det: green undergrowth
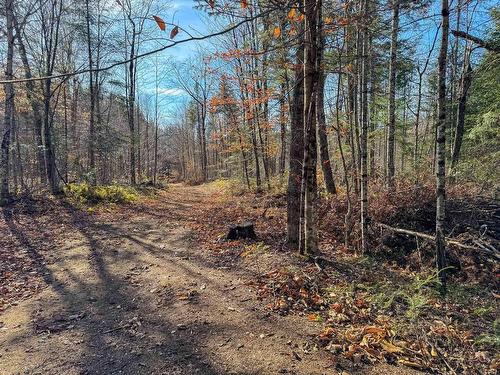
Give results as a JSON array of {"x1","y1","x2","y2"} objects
[
  {"x1": 208, "y1": 176, "x2": 287, "y2": 197},
  {"x1": 325, "y1": 264, "x2": 498, "y2": 346},
  {"x1": 475, "y1": 319, "x2": 500, "y2": 349},
  {"x1": 358, "y1": 272, "x2": 442, "y2": 320},
  {"x1": 208, "y1": 178, "x2": 247, "y2": 196},
  {"x1": 64, "y1": 183, "x2": 138, "y2": 206}
]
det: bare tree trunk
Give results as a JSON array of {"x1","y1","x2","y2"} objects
[
  {"x1": 85, "y1": 0, "x2": 96, "y2": 185},
  {"x1": 95, "y1": 35, "x2": 103, "y2": 182},
  {"x1": 360, "y1": 0, "x2": 370, "y2": 254},
  {"x1": 317, "y1": 11, "x2": 336, "y2": 195},
  {"x1": 1, "y1": 0, "x2": 15, "y2": 205},
  {"x1": 153, "y1": 59, "x2": 159, "y2": 185},
  {"x1": 299, "y1": 0, "x2": 320, "y2": 256},
  {"x1": 14, "y1": 111, "x2": 25, "y2": 192},
  {"x1": 71, "y1": 77, "x2": 80, "y2": 176},
  {"x1": 43, "y1": 79, "x2": 59, "y2": 193},
  {"x1": 40, "y1": 0, "x2": 64, "y2": 194},
  {"x1": 368, "y1": 34, "x2": 376, "y2": 176},
  {"x1": 254, "y1": 106, "x2": 271, "y2": 190},
  {"x1": 249, "y1": 116, "x2": 262, "y2": 190},
  {"x1": 63, "y1": 84, "x2": 69, "y2": 182},
  {"x1": 11, "y1": 109, "x2": 18, "y2": 193},
  {"x1": 260, "y1": 40, "x2": 272, "y2": 188},
  {"x1": 414, "y1": 27, "x2": 439, "y2": 174},
  {"x1": 401, "y1": 84, "x2": 407, "y2": 173},
  {"x1": 386, "y1": 0, "x2": 399, "y2": 188},
  {"x1": 250, "y1": 11, "x2": 271, "y2": 190},
  {"x1": 13, "y1": 15, "x2": 46, "y2": 183},
  {"x1": 200, "y1": 104, "x2": 208, "y2": 181},
  {"x1": 335, "y1": 69, "x2": 352, "y2": 249},
  {"x1": 450, "y1": 45, "x2": 473, "y2": 172},
  {"x1": 345, "y1": 14, "x2": 359, "y2": 195},
  {"x1": 279, "y1": 82, "x2": 287, "y2": 176},
  {"x1": 347, "y1": 76, "x2": 359, "y2": 196},
  {"x1": 145, "y1": 108, "x2": 150, "y2": 179},
  {"x1": 235, "y1": 124, "x2": 251, "y2": 189},
  {"x1": 414, "y1": 73, "x2": 423, "y2": 172},
  {"x1": 137, "y1": 98, "x2": 142, "y2": 180},
  {"x1": 103, "y1": 93, "x2": 112, "y2": 184},
  {"x1": 287, "y1": 24, "x2": 305, "y2": 246},
  {"x1": 448, "y1": 1, "x2": 462, "y2": 160},
  {"x1": 436, "y1": 0, "x2": 450, "y2": 288},
  {"x1": 125, "y1": 9, "x2": 137, "y2": 185}
]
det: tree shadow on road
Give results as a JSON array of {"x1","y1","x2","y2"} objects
[{"x1": 2, "y1": 204, "x2": 226, "y2": 375}]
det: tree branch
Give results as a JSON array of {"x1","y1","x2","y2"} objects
[
  {"x1": 451, "y1": 30, "x2": 500, "y2": 52},
  {"x1": 0, "y1": 6, "x2": 282, "y2": 85}
]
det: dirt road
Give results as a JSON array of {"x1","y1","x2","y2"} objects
[{"x1": 0, "y1": 185, "x2": 414, "y2": 375}]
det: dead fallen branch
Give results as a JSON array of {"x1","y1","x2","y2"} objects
[{"x1": 376, "y1": 223, "x2": 500, "y2": 261}]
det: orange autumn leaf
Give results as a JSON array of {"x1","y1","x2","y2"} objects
[
  {"x1": 318, "y1": 326, "x2": 335, "y2": 340},
  {"x1": 152, "y1": 15, "x2": 166, "y2": 31},
  {"x1": 240, "y1": 0, "x2": 248, "y2": 8},
  {"x1": 363, "y1": 326, "x2": 386, "y2": 336},
  {"x1": 287, "y1": 8, "x2": 297, "y2": 20},
  {"x1": 170, "y1": 26, "x2": 179, "y2": 39},
  {"x1": 354, "y1": 297, "x2": 367, "y2": 308},
  {"x1": 311, "y1": 294, "x2": 323, "y2": 305},
  {"x1": 307, "y1": 313, "x2": 322, "y2": 322},
  {"x1": 338, "y1": 17, "x2": 349, "y2": 26},
  {"x1": 324, "y1": 16, "x2": 333, "y2": 25},
  {"x1": 331, "y1": 302, "x2": 343, "y2": 313},
  {"x1": 296, "y1": 14, "x2": 305, "y2": 22},
  {"x1": 273, "y1": 26, "x2": 281, "y2": 39}
]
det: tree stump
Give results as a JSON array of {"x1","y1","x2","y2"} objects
[{"x1": 226, "y1": 222, "x2": 257, "y2": 240}]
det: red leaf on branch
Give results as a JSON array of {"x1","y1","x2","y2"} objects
[
  {"x1": 152, "y1": 16, "x2": 166, "y2": 31},
  {"x1": 170, "y1": 26, "x2": 179, "y2": 39}
]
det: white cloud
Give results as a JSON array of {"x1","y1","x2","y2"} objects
[
  {"x1": 171, "y1": 0, "x2": 192, "y2": 11},
  {"x1": 156, "y1": 88, "x2": 186, "y2": 96}
]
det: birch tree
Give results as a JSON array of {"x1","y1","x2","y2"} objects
[{"x1": 435, "y1": 0, "x2": 450, "y2": 286}]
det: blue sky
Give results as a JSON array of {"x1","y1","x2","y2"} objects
[
  {"x1": 135, "y1": 0, "x2": 210, "y2": 122},
  {"x1": 135, "y1": 0, "x2": 498, "y2": 125}
]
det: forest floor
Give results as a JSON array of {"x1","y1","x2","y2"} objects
[{"x1": 0, "y1": 183, "x2": 498, "y2": 374}]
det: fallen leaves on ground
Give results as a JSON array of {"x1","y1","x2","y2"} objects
[{"x1": 2, "y1": 184, "x2": 498, "y2": 374}]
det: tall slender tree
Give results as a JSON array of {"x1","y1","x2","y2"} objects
[
  {"x1": 41, "y1": 0, "x2": 64, "y2": 194},
  {"x1": 386, "y1": 0, "x2": 400, "y2": 188},
  {"x1": 435, "y1": 0, "x2": 450, "y2": 287},
  {"x1": 287, "y1": 20, "x2": 305, "y2": 247},
  {"x1": 299, "y1": 0, "x2": 321, "y2": 255},
  {"x1": 360, "y1": 0, "x2": 371, "y2": 254},
  {"x1": 85, "y1": 0, "x2": 97, "y2": 184},
  {"x1": 450, "y1": 44, "x2": 473, "y2": 172},
  {"x1": 317, "y1": 4, "x2": 336, "y2": 195},
  {"x1": 1, "y1": 0, "x2": 15, "y2": 205}
]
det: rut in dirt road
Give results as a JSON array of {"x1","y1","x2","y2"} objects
[
  {"x1": 0, "y1": 185, "x2": 340, "y2": 375},
  {"x1": 0, "y1": 185, "x2": 419, "y2": 375}
]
